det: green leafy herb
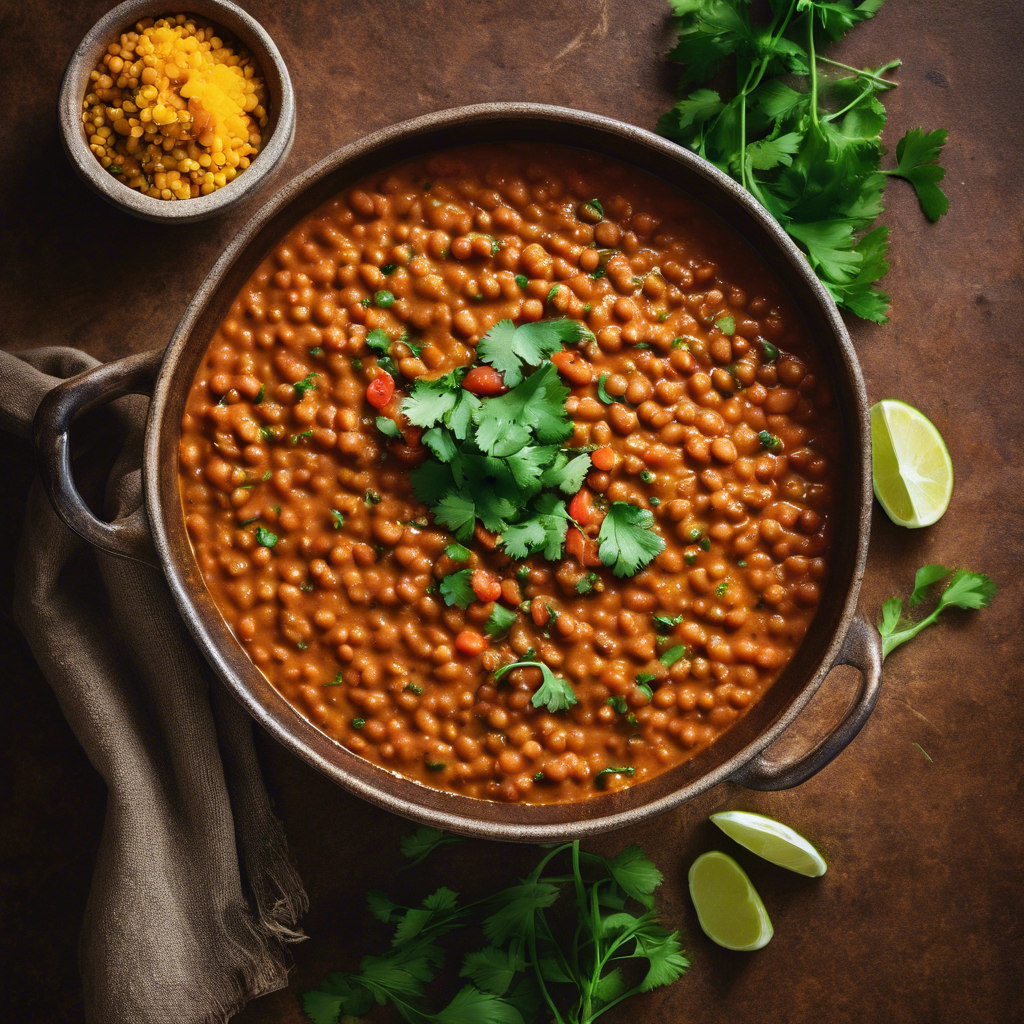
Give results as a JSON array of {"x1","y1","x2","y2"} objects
[
  {"x1": 699, "y1": 537, "x2": 711, "y2": 552},
  {"x1": 658, "y1": 0, "x2": 949, "y2": 323},
  {"x1": 597, "y1": 374, "x2": 626, "y2": 405},
  {"x1": 399, "y1": 825, "x2": 465, "y2": 868},
  {"x1": 607, "y1": 695, "x2": 630, "y2": 715},
  {"x1": 715, "y1": 315, "x2": 736, "y2": 335},
  {"x1": 300, "y1": 582, "x2": 314, "y2": 593},
  {"x1": 514, "y1": 273, "x2": 528, "y2": 289},
  {"x1": 329, "y1": 509, "x2": 345, "y2": 530},
  {"x1": 652, "y1": 613, "x2": 684, "y2": 632},
  {"x1": 485, "y1": 604, "x2": 518, "y2": 637},
  {"x1": 108, "y1": 164, "x2": 123, "y2": 174},
  {"x1": 635, "y1": 679, "x2": 654, "y2": 702},
  {"x1": 292, "y1": 371, "x2": 321, "y2": 398},
  {"x1": 290, "y1": 430, "x2": 313, "y2": 445},
  {"x1": 684, "y1": 551, "x2": 698, "y2": 565},
  {"x1": 476, "y1": 317, "x2": 593, "y2": 388},
  {"x1": 374, "y1": 289, "x2": 395, "y2": 308},
  {"x1": 309, "y1": 346, "x2": 323, "y2": 356},
  {"x1": 595, "y1": 766, "x2": 636, "y2": 788},
  {"x1": 376, "y1": 415, "x2": 402, "y2": 439},
  {"x1": 597, "y1": 502, "x2": 666, "y2": 577},
  {"x1": 715, "y1": 581, "x2": 729, "y2": 598},
  {"x1": 404, "y1": 682, "x2": 423, "y2": 695},
  {"x1": 381, "y1": 262, "x2": 398, "y2": 275},
  {"x1": 759, "y1": 339, "x2": 780, "y2": 362},
  {"x1": 255, "y1": 526, "x2": 278, "y2": 548},
  {"x1": 660, "y1": 645, "x2": 689, "y2": 668},
  {"x1": 878, "y1": 565, "x2": 997, "y2": 659},
  {"x1": 254, "y1": 384, "x2": 265, "y2": 403},
  {"x1": 575, "y1": 571, "x2": 600, "y2": 595},
  {"x1": 351, "y1": 357, "x2": 363, "y2": 371},
  {"x1": 303, "y1": 832, "x2": 687, "y2": 1024},
  {"x1": 493, "y1": 658, "x2": 577, "y2": 713},
  {"x1": 546, "y1": 284, "x2": 561, "y2": 303},
  {"x1": 444, "y1": 543, "x2": 472, "y2": 562},
  {"x1": 366, "y1": 328, "x2": 391, "y2": 354},
  {"x1": 365, "y1": 489, "x2": 382, "y2": 505},
  {"x1": 325, "y1": 672, "x2": 343, "y2": 686},
  {"x1": 239, "y1": 515, "x2": 260, "y2": 527},
  {"x1": 758, "y1": 430, "x2": 783, "y2": 453},
  {"x1": 439, "y1": 569, "x2": 475, "y2": 609}
]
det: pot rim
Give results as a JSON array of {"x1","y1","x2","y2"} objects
[{"x1": 145, "y1": 102, "x2": 872, "y2": 840}]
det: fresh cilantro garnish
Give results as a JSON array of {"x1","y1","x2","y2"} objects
[
  {"x1": 254, "y1": 526, "x2": 277, "y2": 548},
  {"x1": 597, "y1": 374, "x2": 626, "y2": 405},
  {"x1": 254, "y1": 384, "x2": 265, "y2": 403},
  {"x1": 595, "y1": 766, "x2": 635, "y2": 788},
  {"x1": 365, "y1": 490, "x2": 382, "y2": 505},
  {"x1": 310, "y1": 346, "x2": 323, "y2": 356},
  {"x1": 652, "y1": 613, "x2": 684, "y2": 632},
  {"x1": 376, "y1": 415, "x2": 402, "y2": 439},
  {"x1": 300, "y1": 582, "x2": 314, "y2": 593},
  {"x1": 292, "y1": 371, "x2": 321, "y2": 398},
  {"x1": 657, "y1": 0, "x2": 949, "y2": 323},
  {"x1": 635, "y1": 679, "x2": 654, "y2": 702},
  {"x1": 444, "y1": 543, "x2": 471, "y2": 562},
  {"x1": 476, "y1": 317, "x2": 593, "y2": 388},
  {"x1": 879, "y1": 565, "x2": 997, "y2": 659},
  {"x1": 329, "y1": 509, "x2": 344, "y2": 530},
  {"x1": 239, "y1": 515, "x2": 260, "y2": 527},
  {"x1": 575, "y1": 571, "x2": 600, "y2": 595},
  {"x1": 607, "y1": 695, "x2": 629, "y2": 714},
  {"x1": 715, "y1": 581, "x2": 729, "y2": 598},
  {"x1": 425, "y1": 760, "x2": 446, "y2": 771},
  {"x1": 714, "y1": 315, "x2": 736, "y2": 335},
  {"x1": 366, "y1": 328, "x2": 391, "y2": 354},
  {"x1": 404, "y1": 682, "x2": 423, "y2": 695},
  {"x1": 303, "y1": 832, "x2": 687, "y2": 1024},
  {"x1": 758, "y1": 430, "x2": 783, "y2": 453},
  {"x1": 660, "y1": 645, "x2": 689, "y2": 668},
  {"x1": 381, "y1": 262, "x2": 398, "y2": 275},
  {"x1": 484, "y1": 604, "x2": 518, "y2": 637},
  {"x1": 493, "y1": 658, "x2": 577, "y2": 712},
  {"x1": 325, "y1": 672, "x2": 343, "y2": 686},
  {"x1": 290, "y1": 430, "x2": 313, "y2": 445},
  {"x1": 546, "y1": 284, "x2": 561, "y2": 303},
  {"x1": 439, "y1": 569, "x2": 475, "y2": 609},
  {"x1": 502, "y1": 492, "x2": 570, "y2": 560},
  {"x1": 760, "y1": 339, "x2": 780, "y2": 362},
  {"x1": 514, "y1": 273, "x2": 528, "y2": 289},
  {"x1": 597, "y1": 502, "x2": 665, "y2": 577},
  {"x1": 883, "y1": 128, "x2": 950, "y2": 221},
  {"x1": 699, "y1": 537, "x2": 711, "y2": 552}
]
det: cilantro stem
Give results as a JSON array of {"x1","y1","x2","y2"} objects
[
  {"x1": 807, "y1": 9, "x2": 819, "y2": 127},
  {"x1": 823, "y1": 61, "x2": 902, "y2": 123},
  {"x1": 818, "y1": 55, "x2": 901, "y2": 90}
]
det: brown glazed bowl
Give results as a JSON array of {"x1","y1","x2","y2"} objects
[
  {"x1": 34, "y1": 103, "x2": 882, "y2": 841},
  {"x1": 58, "y1": 0, "x2": 295, "y2": 223}
]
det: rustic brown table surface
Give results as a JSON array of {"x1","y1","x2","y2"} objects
[{"x1": 3, "y1": 2, "x2": 1022, "y2": 1022}]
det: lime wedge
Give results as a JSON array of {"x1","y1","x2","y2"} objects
[
  {"x1": 688, "y1": 851, "x2": 773, "y2": 951},
  {"x1": 710, "y1": 810, "x2": 827, "y2": 877},
  {"x1": 870, "y1": 399, "x2": 953, "y2": 528}
]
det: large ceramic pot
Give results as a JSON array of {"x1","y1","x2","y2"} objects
[{"x1": 33, "y1": 104, "x2": 882, "y2": 841}]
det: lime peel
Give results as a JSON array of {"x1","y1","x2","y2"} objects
[
  {"x1": 688, "y1": 851, "x2": 773, "y2": 951},
  {"x1": 710, "y1": 810, "x2": 827, "y2": 877}
]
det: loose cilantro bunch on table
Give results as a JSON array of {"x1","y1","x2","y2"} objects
[
  {"x1": 658, "y1": 0, "x2": 950, "y2": 322},
  {"x1": 878, "y1": 564, "x2": 997, "y2": 659},
  {"x1": 302, "y1": 828, "x2": 689, "y2": 1024},
  {"x1": 403, "y1": 318, "x2": 664, "y2": 576}
]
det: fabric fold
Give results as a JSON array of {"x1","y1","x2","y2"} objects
[{"x1": 2, "y1": 347, "x2": 307, "y2": 1024}]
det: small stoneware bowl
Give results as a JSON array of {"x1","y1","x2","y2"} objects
[{"x1": 58, "y1": 0, "x2": 295, "y2": 223}]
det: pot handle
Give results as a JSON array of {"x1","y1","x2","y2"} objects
[
  {"x1": 32, "y1": 349, "x2": 163, "y2": 566},
  {"x1": 730, "y1": 614, "x2": 883, "y2": 791}
]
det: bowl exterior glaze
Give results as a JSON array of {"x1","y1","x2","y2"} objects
[
  {"x1": 142, "y1": 104, "x2": 874, "y2": 840},
  {"x1": 58, "y1": 0, "x2": 295, "y2": 223}
]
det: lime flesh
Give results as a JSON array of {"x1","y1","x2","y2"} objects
[
  {"x1": 710, "y1": 811, "x2": 827, "y2": 877},
  {"x1": 870, "y1": 399, "x2": 953, "y2": 528},
  {"x1": 688, "y1": 851, "x2": 773, "y2": 951}
]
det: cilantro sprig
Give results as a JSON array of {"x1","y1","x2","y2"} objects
[
  {"x1": 658, "y1": 0, "x2": 949, "y2": 323},
  {"x1": 597, "y1": 502, "x2": 666, "y2": 577},
  {"x1": 493, "y1": 657, "x2": 577, "y2": 713},
  {"x1": 302, "y1": 832, "x2": 688, "y2": 1024},
  {"x1": 879, "y1": 565, "x2": 997, "y2": 659}
]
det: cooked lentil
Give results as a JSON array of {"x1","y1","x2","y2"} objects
[
  {"x1": 82, "y1": 13, "x2": 267, "y2": 200},
  {"x1": 178, "y1": 144, "x2": 840, "y2": 804}
]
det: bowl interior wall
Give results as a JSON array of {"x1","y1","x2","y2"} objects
[{"x1": 153, "y1": 111, "x2": 868, "y2": 838}]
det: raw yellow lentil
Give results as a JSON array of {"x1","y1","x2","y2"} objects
[{"x1": 81, "y1": 14, "x2": 268, "y2": 200}]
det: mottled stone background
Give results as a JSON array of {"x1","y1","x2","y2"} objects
[{"x1": 2, "y1": 2, "x2": 1021, "y2": 1022}]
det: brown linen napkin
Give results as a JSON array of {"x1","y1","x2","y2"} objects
[{"x1": 1, "y1": 347, "x2": 308, "y2": 1024}]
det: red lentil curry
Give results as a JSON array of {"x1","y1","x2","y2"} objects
[{"x1": 178, "y1": 144, "x2": 839, "y2": 804}]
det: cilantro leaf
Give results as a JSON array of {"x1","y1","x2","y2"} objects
[
  {"x1": 402, "y1": 371, "x2": 462, "y2": 429},
  {"x1": 493, "y1": 658, "x2": 578, "y2": 713},
  {"x1": 607, "y1": 845, "x2": 663, "y2": 910},
  {"x1": 597, "y1": 502, "x2": 666, "y2": 577},
  {"x1": 439, "y1": 568, "x2": 475, "y2": 608},
  {"x1": 884, "y1": 128, "x2": 950, "y2": 221},
  {"x1": 292, "y1": 371, "x2": 321, "y2": 397},
  {"x1": 445, "y1": 543, "x2": 471, "y2": 562},
  {"x1": 376, "y1": 415, "x2": 402, "y2": 439},
  {"x1": 477, "y1": 318, "x2": 592, "y2": 387},
  {"x1": 434, "y1": 492, "x2": 479, "y2": 540},
  {"x1": 538, "y1": 449, "x2": 592, "y2": 494},
  {"x1": 501, "y1": 493, "x2": 569, "y2": 561},
  {"x1": 459, "y1": 946, "x2": 520, "y2": 996},
  {"x1": 597, "y1": 374, "x2": 626, "y2": 405},
  {"x1": 474, "y1": 363, "x2": 573, "y2": 457},
  {"x1": 485, "y1": 604, "x2": 518, "y2": 637},
  {"x1": 878, "y1": 566, "x2": 997, "y2": 658},
  {"x1": 399, "y1": 825, "x2": 464, "y2": 868},
  {"x1": 433, "y1": 985, "x2": 525, "y2": 1024},
  {"x1": 366, "y1": 328, "x2": 391, "y2": 354}
]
